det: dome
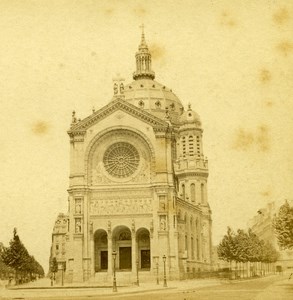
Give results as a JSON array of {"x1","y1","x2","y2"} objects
[
  {"x1": 113, "y1": 28, "x2": 183, "y2": 122},
  {"x1": 123, "y1": 78, "x2": 183, "y2": 120},
  {"x1": 179, "y1": 104, "x2": 201, "y2": 126}
]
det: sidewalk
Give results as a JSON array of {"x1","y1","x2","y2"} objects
[
  {"x1": 0, "y1": 277, "x2": 222, "y2": 299},
  {"x1": 254, "y1": 277, "x2": 293, "y2": 300}
]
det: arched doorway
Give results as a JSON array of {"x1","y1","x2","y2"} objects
[
  {"x1": 112, "y1": 226, "x2": 132, "y2": 270},
  {"x1": 94, "y1": 229, "x2": 108, "y2": 272},
  {"x1": 137, "y1": 228, "x2": 151, "y2": 270}
]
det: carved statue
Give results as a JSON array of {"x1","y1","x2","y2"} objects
[
  {"x1": 75, "y1": 202, "x2": 81, "y2": 214},
  {"x1": 75, "y1": 219, "x2": 81, "y2": 233},
  {"x1": 131, "y1": 219, "x2": 135, "y2": 233},
  {"x1": 89, "y1": 221, "x2": 93, "y2": 234},
  {"x1": 120, "y1": 83, "x2": 124, "y2": 94},
  {"x1": 113, "y1": 83, "x2": 118, "y2": 94},
  {"x1": 150, "y1": 219, "x2": 154, "y2": 238},
  {"x1": 107, "y1": 220, "x2": 111, "y2": 233},
  {"x1": 160, "y1": 217, "x2": 166, "y2": 231}
]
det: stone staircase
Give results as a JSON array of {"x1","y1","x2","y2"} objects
[{"x1": 90, "y1": 270, "x2": 153, "y2": 285}]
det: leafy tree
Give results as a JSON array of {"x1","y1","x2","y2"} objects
[
  {"x1": 217, "y1": 227, "x2": 238, "y2": 268},
  {"x1": 50, "y1": 257, "x2": 58, "y2": 280},
  {"x1": 273, "y1": 201, "x2": 293, "y2": 250},
  {"x1": 218, "y1": 227, "x2": 279, "y2": 278},
  {"x1": 0, "y1": 243, "x2": 13, "y2": 279},
  {"x1": 234, "y1": 229, "x2": 249, "y2": 263},
  {"x1": 261, "y1": 241, "x2": 279, "y2": 263},
  {"x1": 1, "y1": 228, "x2": 44, "y2": 283},
  {"x1": 2, "y1": 228, "x2": 29, "y2": 280}
]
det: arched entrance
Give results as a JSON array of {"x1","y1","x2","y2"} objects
[
  {"x1": 112, "y1": 226, "x2": 132, "y2": 270},
  {"x1": 137, "y1": 228, "x2": 151, "y2": 270},
  {"x1": 94, "y1": 229, "x2": 108, "y2": 272}
]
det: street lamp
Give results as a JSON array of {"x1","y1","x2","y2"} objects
[
  {"x1": 136, "y1": 258, "x2": 139, "y2": 286},
  {"x1": 163, "y1": 255, "x2": 167, "y2": 287},
  {"x1": 112, "y1": 251, "x2": 117, "y2": 292}
]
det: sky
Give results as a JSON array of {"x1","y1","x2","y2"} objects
[{"x1": 0, "y1": 0, "x2": 292, "y2": 272}]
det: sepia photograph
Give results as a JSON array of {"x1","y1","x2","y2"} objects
[{"x1": 0, "y1": 0, "x2": 292, "y2": 299}]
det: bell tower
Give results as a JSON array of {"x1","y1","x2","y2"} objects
[{"x1": 176, "y1": 104, "x2": 208, "y2": 205}]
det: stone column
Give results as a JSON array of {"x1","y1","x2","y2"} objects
[
  {"x1": 131, "y1": 234, "x2": 137, "y2": 278},
  {"x1": 90, "y1": 232, "x2": 95, "y2": 276}
]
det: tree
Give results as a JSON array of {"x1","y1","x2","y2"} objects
[
  {"x1": 0, "y1": 243, "x2": 13, "y2": 279},
  {"x1": 50, "y1": 257, "x2": 58, "y2": 281},
  {"x1": 1, "y1": 228, "x2": 30, "y2": 282},
  {"x1": 1, "y1": 228, "x2": 44, "y2": 284},
  {"x1": 217, "y1": 227, "x2": 238, "y2": 269},
  {"x1": 273, "y1": 201, "x2": 293, "y2": 250}
]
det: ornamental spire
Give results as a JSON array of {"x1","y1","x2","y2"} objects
[
  {"x1": 139, "y1": 24, "x2": 147, "y2": 49},
  {"x1": 133, "y1": 24, "x2": 155, "y2": 80}
]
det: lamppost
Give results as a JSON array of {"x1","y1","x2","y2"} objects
[
  {"x1": 136, "y1": 258, "x2": 139, "y2": 286},
  {"x1": 163, "y1": 255, "x2": 167, "y2": 287},
  {"x1": 112, "y1": 251, "x2": 117, "y2": 292}
]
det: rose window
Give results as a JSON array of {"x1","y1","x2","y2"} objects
[{"x1": 103, "y1": 142, "x2": 140, "y2": 178}]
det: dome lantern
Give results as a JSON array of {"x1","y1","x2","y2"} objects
[{"x1": 133, "y1": 25, "x2": 155, "y2": 80}]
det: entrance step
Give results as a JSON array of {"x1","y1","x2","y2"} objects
[{"x1": 91, "y1": 270, "x2": 153, "y2": 285}]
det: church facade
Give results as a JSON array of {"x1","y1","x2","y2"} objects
[{"x1": 51, "y1": 30, "x2": 212, "y2": 284}]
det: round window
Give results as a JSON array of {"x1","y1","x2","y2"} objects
[{"x1": 103, "y1": 142, "x2": 140, "y2": 178}]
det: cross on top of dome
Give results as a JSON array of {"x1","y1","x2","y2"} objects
[{"x1": 139, "y1": 24, "x2": 147, "y2": 50}]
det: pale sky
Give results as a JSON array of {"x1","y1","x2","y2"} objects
[{"x1": 0, "y1": 0, "x2": 292, "y2": 272}]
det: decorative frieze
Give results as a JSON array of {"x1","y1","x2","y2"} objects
[
  {"x1": 91, "y1": 189, "x2": 152, "y2": 200},
  {"x1": 90, "y1": 198, "x2": 152, "y2": 215}
]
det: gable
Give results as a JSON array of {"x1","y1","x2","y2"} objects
[{"x1": 69, "y1": 98, "x2": 168, "y2": 133}]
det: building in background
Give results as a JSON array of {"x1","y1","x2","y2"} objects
[
  {"x1": 50, "y1": 30, "x2": 213, "y2": 283},
  {"x1": 248, "y1": 201, "x2": 293, "y2": 272},
  {"x1": 49, "y1": 213, "x2": 68, "y2": 282}
]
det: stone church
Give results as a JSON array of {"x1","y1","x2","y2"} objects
[{"x1": 50, "y1": 30, "x2": 212, "y2": 284}]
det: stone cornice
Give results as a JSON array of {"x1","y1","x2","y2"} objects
[
  {"x1": 67, "y1": 130, "x2": 86, "y2": 143},
  {"x1": 68, "y1": 98, "x2": 169, "y2": 134},
  {"x1": 175, "y1": 171, "x2": 209, "y2": 178},
  {"x1": 176, "y1": 197, "x2": 202, "y2": 213}
]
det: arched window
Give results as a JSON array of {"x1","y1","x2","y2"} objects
[
  {"x1": 182, "y1": 136, "x2": 186, "y2": 157},
  {"x1": 185, "y1": 235, "x2": 188, "y2": 251},
  {"x1": 155, "y1": 100, "x2": 161, "y2": 108},
  {"x1": 188, "y1": 135, "x2": 194, "y2": 156},
  {"x1": 182, "y1": 184, "x2": 185, "y2": 200},
  {"x1": 177, "y1": 209, "x2": 181, "y2": 221},
  {"x1": 201, "y1": 183, "x2": 204, "y2": 204},
  {"x1": 196, "y1": 237, "x2": 200, "y2": 260},
  {"x1": 190, "y1": 183, "x2": 196, "y2": 202},
  {"x1": 191, "y1": 237, "x2": 194, "y2": 259},
  {"x1": 196, "y1": 136, "x2": 201, "y2": 156}
]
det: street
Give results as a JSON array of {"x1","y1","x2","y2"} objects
[{"x1": 1, "y1": 275, "x2": 292, "y2": 300}]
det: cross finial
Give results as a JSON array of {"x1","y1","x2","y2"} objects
[
  {"x1": 140, "y1": 24, "x2": 144, "y2": 35},
  {"x1": 139, "y1": 24, "x2": 146, "y2": 45}
]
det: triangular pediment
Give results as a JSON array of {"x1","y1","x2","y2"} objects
[{"x1": 69, "y1": 98, "x2": 169, "y2": 132}]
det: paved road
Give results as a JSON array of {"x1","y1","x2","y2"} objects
[{"x1": 1, "y1": 275, "x2": 292, "y2": 300}]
